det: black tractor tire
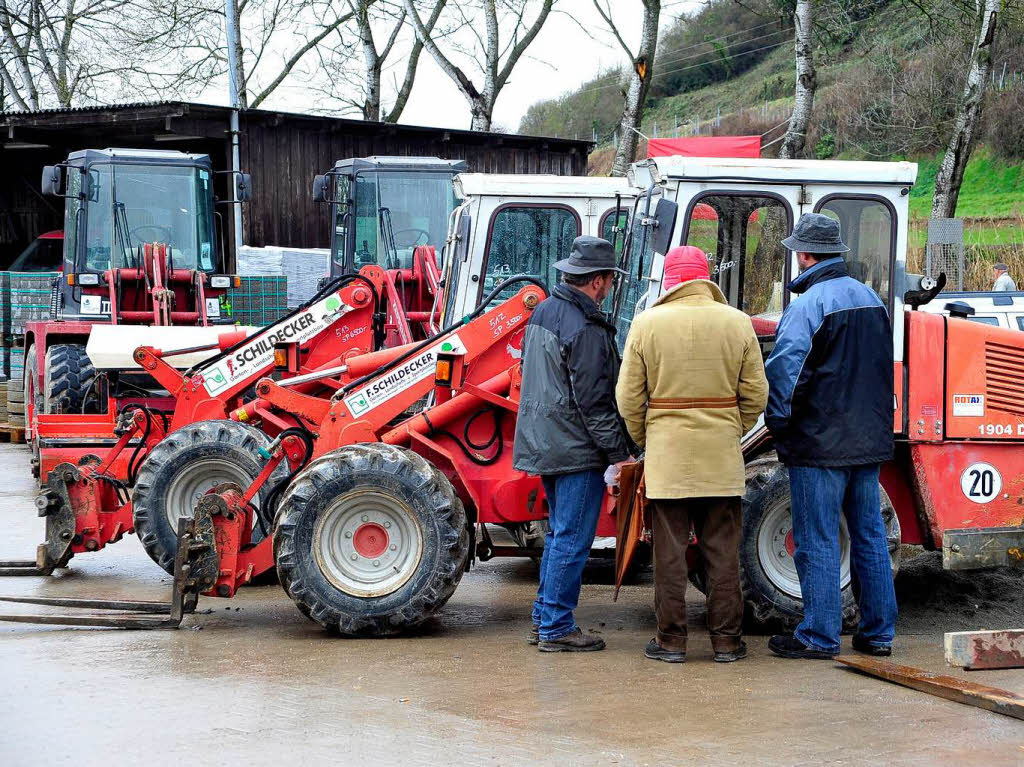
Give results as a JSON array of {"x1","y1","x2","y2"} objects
[
  {"x1": 132, "y1": 420, "x2": 289, "y2": 574},
  {"x1": 274, "y1": 444, "x2": 469, "y2": 636},
  {"x1": 692, "y1": 456, "x2": 900, "y2": 633},
  {"x1": 44, "y1": 344, "x2": 97, "y2": 415}
]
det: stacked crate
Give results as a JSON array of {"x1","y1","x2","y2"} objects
[
  {"x1": 0, "y1": 272, "x2": 57, "y2": 428},
  {"x1": 222, "y1": 276, "x2": 289, "y2": 327}
]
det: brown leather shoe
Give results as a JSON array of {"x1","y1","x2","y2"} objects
[{"x1": 538, "y1": 627, "x2": 606, "y2": 652}]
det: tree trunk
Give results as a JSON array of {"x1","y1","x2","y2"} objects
[
  {"x1": 469, "y1": 99, "x2": 492, "y2": 132},
  {"x1": 354, "y1": 1, "x2": 381, "y2": 121},
  {"x1": 610, "y1": 0, "x2": 660, "y2": 177},
  {"x1": 778, "y1": 0, "x2": 815, "y2": 160},
  {"x1": 931, "y1": 0, "x2": 1000, "y2": 219}
]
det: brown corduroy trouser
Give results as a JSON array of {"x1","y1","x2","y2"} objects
[{"x1": 652, "y1": 497, "x2": 743, "y2": 653}]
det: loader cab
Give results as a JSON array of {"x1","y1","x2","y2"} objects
[
  {"x1": 313, "y1": 157, "x2": 465, "y2": 277},
  {"x1": 41, "y1": 148, "x2": 242, "y2": 321},
  {"x1": 622, "y1": 156, "x2": 917, "y2": 360},
  {"x1": 439, "y1": 174, "x2": 635, "y2": 326}
]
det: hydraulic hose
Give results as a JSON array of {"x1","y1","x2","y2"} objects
[
  {"x1": 184, "y1": 271, "x2": 383, "y2": 377},
  {"x1": 339, "y1": 274, "x2": 548, "y2": 397},
  {"x1": 258, "y1": 425, "x2": 316, "y2": 535}
]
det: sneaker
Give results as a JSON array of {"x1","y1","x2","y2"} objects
[
  {"x1": 644, "y1": 638, "x2": 686, "y2": 663},
  {"x1": 852, "y1": 633, "x2": 892, "y2": 656},
  {"x1": 538, "y1": 627, "x2": 606, "y2": 652},
  {"x1": 768, "y1": 634, "x2": 837, "y2": 660},
  {"x1": 526, "y1": 624, "x2": 539, "y2": 645},
  {"x1": 714, "y1": 641, "x2": 748, "y2": 663}
]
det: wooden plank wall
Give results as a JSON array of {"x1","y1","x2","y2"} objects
[{"x1": 239, "y1": 115, "x2": 587, "y2": 249}]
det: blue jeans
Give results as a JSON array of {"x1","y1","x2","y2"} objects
[
  {"x1": 532, "y1": 469, "x2": 606, "y2": 641},
  {"x1": 788, "y1": 464, "x2": 897, "y2": 654}
]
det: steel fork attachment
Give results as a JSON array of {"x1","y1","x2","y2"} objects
[
  {"x1": 0, "y1": 516, "x2": 219, "y2": 629},
  {"x1": 0, "y1": 463, "x2": 79, "y2": 576}
]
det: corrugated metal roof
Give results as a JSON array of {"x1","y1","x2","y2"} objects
[
  {"x1": 0, "y1": 100, "x2": 593, "y2": 148},
  {"x1": 0, "y1": 99, "x2": 189, "y2": 116}
]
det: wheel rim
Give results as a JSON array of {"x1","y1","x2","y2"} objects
[
  {"x1": 314, "y1": 489, "x2": 423, "y2": 598},
  {"x1": 164, "y1": 457, "x2": 257, "y2": 528},
  {"x1": 756, "y1": 497, "x2": 851, "y2": 600}
]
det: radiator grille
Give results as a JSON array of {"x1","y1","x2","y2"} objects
[{"x1": 985, "y1": 341, "x2": 1024, "y2": 415}]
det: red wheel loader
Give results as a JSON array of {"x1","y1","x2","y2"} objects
[{"x1": 23, "y1": 148, "x2": 252, "y2": 477}]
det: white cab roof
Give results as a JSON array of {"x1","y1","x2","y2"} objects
[
  {"x1": 650, "y1": 156, "x2": 918, "y2": 186},
  {"x1": 455, "y1": 173, "x2": 631, "y2": 199}
]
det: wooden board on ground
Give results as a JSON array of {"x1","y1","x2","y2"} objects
[
  {"x1": 946, "y1": 629, "x2": 1024, "y2": 670},
  {"x1": 836, "y1": 655, "x2": 1024, "y2": 721},
  {"x1": 0, "y1": 423, "x2": 25, "y2": 443}
]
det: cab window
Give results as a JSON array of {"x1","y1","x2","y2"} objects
[
  {"x1": 683, "y1": 194, "x2": 790, "y2": 317},
  {"x1": 331, "y1": 174, "x2": 351, "y2": 267},
  {"x1": 64, "y1": 170, "x2": 82, "y2": 271},
  {"x1": 600, "y1": 208, "x2": 629, "y2": 256},
  {"x1": 482, "y1": 205, "x2": 579, "y2": 304},
  {"x1": 817, "y1": 197, "x2": 894, "y2": 307}
]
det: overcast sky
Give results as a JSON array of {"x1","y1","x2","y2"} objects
[{"x1": 266, "y1": 0, "x2": 700, "y2": 134}]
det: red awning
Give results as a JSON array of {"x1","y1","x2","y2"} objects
[{"x1": 647, "y1": 135, "x2": 761, "y2": 158}]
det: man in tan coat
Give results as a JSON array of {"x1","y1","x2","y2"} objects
[{"x1": 616, "y1": 245, "x2": 768, "y2": 663}]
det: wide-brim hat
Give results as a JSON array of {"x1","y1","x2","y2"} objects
[
  {"x1": 554, "y1": 235, "x2": 628, "y2": 275},
  {"x1": 782, "y1": 212, "x2": 849, "y2": 254}
]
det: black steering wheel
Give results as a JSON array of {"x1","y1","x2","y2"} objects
[
  {"x1": 393, "y1": 228, "x2": 430, "y2": 247},
  {"x1": 130, "y1": 225, "x2": 174, "y2": 244}
]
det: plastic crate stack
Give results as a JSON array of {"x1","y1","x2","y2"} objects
[
  {"x1": 221, "y1": 276, "x2": 289, "y2": 326},
  {"x1": 0, "y1": 272, "x2": 57, "y2": 428}
]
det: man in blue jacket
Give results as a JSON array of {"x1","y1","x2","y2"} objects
[{"x1": 764, "y1": 213, "x2": 898, "y2": 660}]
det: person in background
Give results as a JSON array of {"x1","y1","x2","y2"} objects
[
  {"x1": 616, "y1": 245, "x2": 768, "y2": 664},
  {"x1": 513, "y1": 235, "x2": 633, "y2": 653},
  {"x1": 764, "y1": 213, "x2": 897, "y2": 661},
  {"x1": 992, "y1": 262, "x2": 1017, "y2": 291}
]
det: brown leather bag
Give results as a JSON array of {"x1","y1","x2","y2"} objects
[{"x1": 613, "y1": 461, "x2": 650, "y2": 600}]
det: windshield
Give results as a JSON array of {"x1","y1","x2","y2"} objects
[
  {"x1": 81, "y1": 164, "x2": 215, "y2": 272},
  {"x1": 348, "y1": 170, "x2": 456, "y2": 269}
]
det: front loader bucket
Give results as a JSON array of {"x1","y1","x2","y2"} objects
[
  {"x1": 0, "y1": 467, "x2": 78, "y2": 576},
  {"x1": 0, "y1": 515, "x2": 219, "y2": 629}
]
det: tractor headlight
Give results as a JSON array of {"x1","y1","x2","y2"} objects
[
  {"x1": 76, "y1": 273, "x2": 100, "y2": 286},
  {"x1": 210, "y1": 275, "x2": 237, "y2": 289}
]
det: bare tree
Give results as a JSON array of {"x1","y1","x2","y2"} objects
[
  {"x1": 341, "y1": 0, "x2": 444, "y2": 122},
  {"x1": 778, "y1": 0, "x2": 814, "y2": 159},
  {"x1": 931, "y1": 0, "x2": 1001, "y2": 218},
  {"x1": 402, "y1": 0, "x2": 554, "y2": 131},
  {"x1": 593, "y1": 0, "x2": 660, "y2": 177},
  {"x1": 0, "y1": 0, "x2": 135, "y2": 109}
]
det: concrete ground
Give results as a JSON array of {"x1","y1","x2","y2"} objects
[{"x1": 0, "y1": 444, "x2": 1022, "y2": 766}]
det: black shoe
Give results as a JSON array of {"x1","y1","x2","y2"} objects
[
  {"x1": 852, "y1": 633, "x2": 892, "y2": 656},
  {"x1": 768, "y1": 634, "x2": 837, "y2": 660},
  {"x1": 527, "y1": 624, "x2": 539, "y2": 645},
  {"x1": 644, "y1": 638, "x2": 686, "y2": 663},
  {"x1": 538, "y1": 627, "x2": 606, "y2": 652},
  {"x1": 714, "y1": 641, "x2": 748, "y2": 663}
]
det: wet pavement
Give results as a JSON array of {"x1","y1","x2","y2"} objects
[{"x1": 0, "y1": 444, "x2": 1022, "y2": 766}]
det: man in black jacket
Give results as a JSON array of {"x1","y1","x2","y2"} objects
[{"x1": 513, "y1": 235, "x2": 632, "y2": 653}]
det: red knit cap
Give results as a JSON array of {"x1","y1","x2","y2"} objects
[{"x1": 662, "y1": 245, "x2": 710, "y2": 290}]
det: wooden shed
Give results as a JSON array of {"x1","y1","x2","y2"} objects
[{"x1": 0, "y1": 101, "x2": 592, "y2": 265}]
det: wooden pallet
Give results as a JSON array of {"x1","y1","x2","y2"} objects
[{"x1": 0, "y1": 422, "x2": 25, "y2": 443}]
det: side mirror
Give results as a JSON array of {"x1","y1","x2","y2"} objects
[
  {"x1": 651, "y1": 198, "x2": 678, "y2": 257},
  {"x1": 312, "y1": 174, "x2": 329, "y2": 203},
  {"x1": 235, "y1": 172, "x2": 252, "y2": 202},
  {"x1": 41, "y1": 165, "x2": 63, "y2": 196}
]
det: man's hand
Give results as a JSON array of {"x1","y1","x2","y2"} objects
[{"x1": 604, "y1": 457, "x2": 637, "y2": 488}]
